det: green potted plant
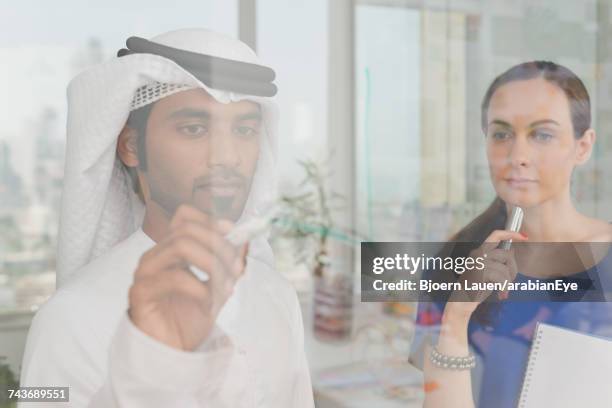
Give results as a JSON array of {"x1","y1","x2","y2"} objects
[
  {"x1": 272, "y1": 157, "x2": 355, "y2": 341},
  {"x1": 273, "y1": 158, "x2": 339, "y2": 276}
]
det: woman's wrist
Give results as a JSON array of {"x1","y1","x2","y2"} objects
[
  {"x1": 435, "y1": 302, "x2": 473, "y2": 355},
  {"x1": 443, "y1": 301, "x2": 475, "y2": 324}
]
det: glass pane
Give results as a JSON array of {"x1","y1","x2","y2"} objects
[
  {"x1": 355, "y1": 5, "x2": 421, "y2": 241},
  {"x1": 257, "y1": 0, "x2": 328, "y2": 187},
  {"x1": 0, "y1": 0, "x2": 238, "y2": 313},
  {"x1": 355, "y1": 0, "x2": 606, "y2": 243},
  {"x1": 256, "y1": 0, "x2": 328, "y2": 294}
]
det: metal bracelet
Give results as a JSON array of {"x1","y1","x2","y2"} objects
[{"x1": 429, "y1": 346, "x2": 476, "y2": 370}]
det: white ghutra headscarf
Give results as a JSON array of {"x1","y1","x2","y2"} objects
[{"x1": 57, "y1": 28, "x2": 279, "y2": 287}]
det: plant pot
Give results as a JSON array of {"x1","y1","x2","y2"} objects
[{"x1": 313, "y1": 273, "x2": 353, "y2": 342}]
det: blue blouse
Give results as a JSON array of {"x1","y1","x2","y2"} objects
[{"x1": 410, "y1": 245, "x2": 612, "y2": 407}]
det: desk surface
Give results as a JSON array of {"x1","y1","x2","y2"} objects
[{"x1": 301, "y1": 297, "x2": 424, "y2": 407}]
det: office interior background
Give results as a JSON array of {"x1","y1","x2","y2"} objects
[{"x1": 1, "y1": 0, "x2": 612, "y2": 405}]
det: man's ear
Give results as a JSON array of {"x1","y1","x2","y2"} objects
[
  {"x1": 117, "y1": 125, "x2": 140, "y2": 168},
  {"x1": 575, "y1": 128, "x2": 596, "y2": 166}
]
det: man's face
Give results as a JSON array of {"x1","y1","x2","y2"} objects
[{"x1": 141, "y1": 88, "x2": 262, "y2": 221}]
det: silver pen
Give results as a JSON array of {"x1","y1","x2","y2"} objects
[{"x1": 498, "y1": 206, "x2": 524, "y2": 250}]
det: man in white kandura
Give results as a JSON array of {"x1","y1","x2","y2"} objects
[{"x1": 19, "y1": 28, "x2": 315, "y2": 407}]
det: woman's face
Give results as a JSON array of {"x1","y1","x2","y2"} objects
[{"x1": 485, "y1": 78, "x2": 588, "y2": 209}]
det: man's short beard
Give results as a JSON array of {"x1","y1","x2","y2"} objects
[{"x1": 147, "y1": 176, "x2": 253, "y2": 221}]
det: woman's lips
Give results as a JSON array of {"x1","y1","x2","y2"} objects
[{"x1": 505, "y1": 178, "x2": 537, "y2": 188}]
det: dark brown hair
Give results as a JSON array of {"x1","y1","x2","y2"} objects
[
  {"x1": 126, "y1": 102, "x2": 155, "y2": 171},
  {"x1": 480, "y1": 61, "x2": 591, "y2": 137},
  {"x1": 451, "y1": 61, "x2": 592, "y2": 325},
  {"x1": 121, "y1": 103, "x2": 155, "y2": 201}
]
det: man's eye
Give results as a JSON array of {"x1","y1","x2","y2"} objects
[
  {"x1": 235, "y1": 126, "x2": 258, "y2": 138},
  {"x1": 178, "y1": 124, "x2": 207, "y2": 137},
  {"x1": 532, "y1": 130, "x2": 554, "y2": 142},
  {"x1": 491, "y1": 130, "x2": 511, "y2": 141}
]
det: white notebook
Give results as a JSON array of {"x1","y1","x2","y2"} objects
[{"x1": 518, "y1": 322, "x2": 612, "y2": 407}]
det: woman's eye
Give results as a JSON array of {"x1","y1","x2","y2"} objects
[
  {"x1": 235, "y1": 126, "x2": 258, "y2": 138},
  {"x1": 178, "y1": 124, "x2": 207, "y2": 137},
  {"x1": 533, "y1": 130, "x2": 553, "y2": 141}
]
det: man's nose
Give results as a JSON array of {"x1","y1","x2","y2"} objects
[{"x1": 208, "y1": 130, "x2": 241, "y2": 168}]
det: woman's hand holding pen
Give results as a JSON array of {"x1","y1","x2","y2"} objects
[
  {"x1": 127, "y1": 205, "x2": 248, "y2": 351},
  {"x1": 446, "y1": 230, "x2": 527, "y2": 319},
  {"x1": 425, "y1": 230, "x2": 525, "y2": 408}
]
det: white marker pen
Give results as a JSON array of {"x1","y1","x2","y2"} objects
[{"x1": 188, "y1": 211, "x2": 275, "y2": 282}]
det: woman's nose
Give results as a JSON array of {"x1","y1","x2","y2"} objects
[{"x1": 508, "y1": 136, "x2": 530, "y2": 167}]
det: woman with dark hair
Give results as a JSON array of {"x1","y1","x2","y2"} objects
[{"x1": 409, "y1": 61, "x2": 612, "y2": 407}]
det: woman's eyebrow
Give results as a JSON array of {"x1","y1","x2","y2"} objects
[{"x1": 529, "y1": 119, "x2": 560, "y2": 128}]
